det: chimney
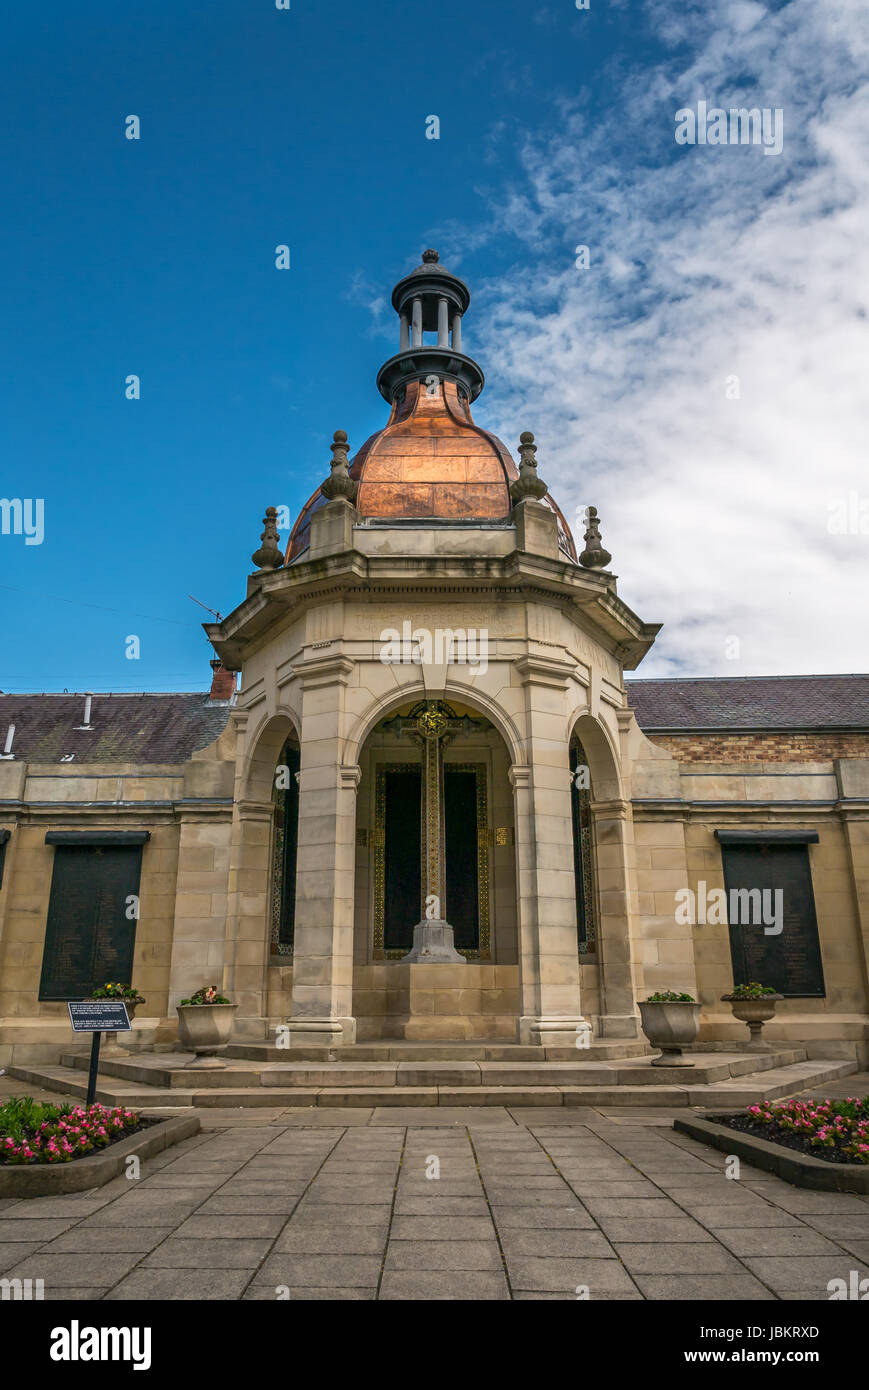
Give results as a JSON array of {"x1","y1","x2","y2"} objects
[{"x1": 208, "y1": 659, "x2": 237, "y2": 702}]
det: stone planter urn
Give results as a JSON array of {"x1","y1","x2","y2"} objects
[
  {"x1": 99, "y1": 998, "x2": 145, "y2": 1059},
  {"x1": 721, "y1": 993, "x2": 783, "y2": 1052},
  {"x1": 638, "y1": 999, "x2": 701, "y2": 1067},
  {"x1": 176, "y1": 1003, "x2": 238, "y2": 1069}
]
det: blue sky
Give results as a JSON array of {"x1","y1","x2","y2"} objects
[{"x1": 1, "y1": 0, "x2": 866, "y2": 691}]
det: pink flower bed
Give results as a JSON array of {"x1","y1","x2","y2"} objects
[
  {"x1": 738, "y1": 1096, "x2": 869, "y2": 1165},
  {"x1": 0, "y1": 1103, "x2": 140, "y2": 1166}
]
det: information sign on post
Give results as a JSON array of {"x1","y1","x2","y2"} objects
[{"x1": 67, "y1": 1000, "x2": 131, "y2": 1105}]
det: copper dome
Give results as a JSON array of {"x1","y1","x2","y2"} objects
[{"x1": 285, "y1": 252, "x2": 578, "y2": 563}]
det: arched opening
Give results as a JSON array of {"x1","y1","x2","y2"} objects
[
  {"x1": 269, "y1": 735, "x2": 300, "y2": 958},
  {"x1": 570, "y1": 735, "x2": 599, "y2": 956},
  {"x1": 351, "y1": 694, "x2": 519, "y2": 1040}
]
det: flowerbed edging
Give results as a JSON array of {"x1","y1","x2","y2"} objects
[
  {"x1": 0, "y1": 1113, "x2": 200, "y2": 1197},
  {"x1": 673, "y1": 1110, "x2": 869, "y2": 1194}
]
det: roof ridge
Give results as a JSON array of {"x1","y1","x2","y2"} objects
[{"x1": 625, "y1": 674, "x2": 869, "y2": 684}]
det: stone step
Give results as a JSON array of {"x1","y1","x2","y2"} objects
[
  {"x1": 6, "y1": 1063, "x2": 197, "y2": 1108},
  {"x1": 7, "y1": 1057, "x2": 857, "y2": 1110},
  {"x1": 224, "y1": 1039, "x2": 653, "y2": 1063},
  {"x1": 56, "y1": 1046, "x2": 809, "y2": 1090}
]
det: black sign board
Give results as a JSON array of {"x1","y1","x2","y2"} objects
[
  {"x1": 68, "y1": 1000, "x2": 131, "y2": 1032},
  {"x1": 721, "y1": 842, "x2": 826, "y2": 998}
]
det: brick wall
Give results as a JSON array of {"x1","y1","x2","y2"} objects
[{"x1": 645, "y1": 731, "x2": 869, "y2": 763}]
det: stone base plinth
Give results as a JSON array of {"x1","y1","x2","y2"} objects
[
  {"x1": 401, "y1": 920, "x2": 465, "y2": 963},
  {"x1": 519, "y1": 1016, "x2": 591, "y2": 1048},
  {"x1": 284, "y1": 1016, "x2": 357, "y2": 1048},
  {"x1": 352, "y1": 963, "x2": 519, "y2": 1040}
]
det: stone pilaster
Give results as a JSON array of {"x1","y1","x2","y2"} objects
[
  {"x1": 167, "y1": 815, "x2": 232, "y2": 1018},
  {"x1": 222, "y1": 797, "x2": 274, "y2": 1033},
  {"x1": 591, "y1": 796, "x2": 644, "y2": 1038},
  {"x1": 838, "y1": 761, "x2": 869, "y2": 1036},
  {"x1": 512, "y1": 655, "x2": 588, "y2": 1046},
  {"x1": 286, "y1": 654, "x2": 358, "y2": 1046}
]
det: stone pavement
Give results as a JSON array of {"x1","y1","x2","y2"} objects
[{"x1": 1, "y1": 1075, "x2": 868, "y2": 1301}]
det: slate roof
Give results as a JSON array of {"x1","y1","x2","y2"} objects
[
  {"x1": 0, "y1": 693, "x2": 233, "y2": 764},
  {"x1": 626, "y1": 675, "x2": 869, "y2": 732}
]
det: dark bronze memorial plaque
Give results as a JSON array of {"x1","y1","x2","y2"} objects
[
  {"x1": 720, "y1": 840, "x2": 825, "y2": 998},
  {"x1": 39, "y1": 843, "x2": 145, "y2": 1001}
]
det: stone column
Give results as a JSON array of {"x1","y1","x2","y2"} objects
[
  {"x1": 411, "y1": 297, "x2": 423, "y2": 348},
  {"x1": 399, "y1": 314, "x2": 410, "y2": 351},
  {"x1": 512, "y1": 656, "x2": 588, "y2": 1046},
  {"x1": 401, "y1": 723, "x2": 463, "y2": 963},
  {"x1": 286, "y1": 655, "x2": 358, "y2": 1046},
  {"x1": 437, "y1": 297, "x2": 449, "y2": 347},
  {"x1": 452, "y1": 312, "x2": 462, "y2": 352}
]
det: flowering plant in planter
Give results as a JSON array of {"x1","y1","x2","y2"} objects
[
  {"x1": 0, "y1": 1097, "x2": 139, "y2": 1166},
  {"x1": 721, "y1": 981, "x2": 779, "y2": 1000},
  {"x1": 176, "y1": 987, "x2": 237, "y2": 1068},
  {"x1": 90, "y1": 982, "x2": 145, "y2": 1004},
  {"x1": 721, "y1": 981, "x2": 783, "y2": 1051},
  {"x1": 638, "y1": 991, "x2": 701, "y2": 1066},
  {"x1": 179, "y1": 985, "x2": 230, "y2": 1006},
  {"x1": 88, "y1": 982, "x2": 146, "y2": 1057}
]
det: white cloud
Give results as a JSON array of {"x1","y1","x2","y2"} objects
[{"x1": 460, "y1": 0, "x2": 869, "y2": 676}]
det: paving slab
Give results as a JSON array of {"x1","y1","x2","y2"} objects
[
  {"x1": 246, "y1": 1284, "x2": 375, "y2": 1299},
  {"x1": 253, "y1": 1253, "x2": 382, "y2": 1287},
  {"x1": 379, "y1": 1270, "x2": 509, "y2": 1299},
  {"x1": 613, "y1": 1242, "x2": 746, "y2": 1274},
  {"x1": 105, "y1": 1268, "x2": 255, "y2": 1299},
  {"x1": 507, "y1": 1257, "x2": 640, "y2": 1295},
  {"x1": 0, "y1": 1240, "x2": 41, "y2": 1271},
  {"x1": 4, "y1": 1250, "x2": 144, "y2": 1286},
  {"x1": 633, "y1": 1274, "x2": 776, "y2": 1300},
  {"x1": 273, "y1": 1226, "x2": 387, "y2": 1254},
  {"x1": 490, "y1": 1205, "x2": 596, "y2": 1230},
  {"x1": 712, "y1": 1226, "x2": 846, "y2": 1258},
  {"x1": 741, "y1": 1255, "x2": 869, "y2": 1293},
  {"x1": 0, "y1": 1218, "x2": 77, "y2": 1242},
  {"x1": 390, "y1": 1215, "x2": 496, "y2": 1241},
  {"x1": 499, "y1": 1229, "x2": 615, "y2": 1258},
  {"x1": 41, "y1": 1226, "x2": 176, "y2": 1253},
  {"x1": 384, "y1": 1240, "x2": 503, "y2": 1271},
  {"x1": 592, "y1": 1217, "x2": 715, "y2": 1243}
]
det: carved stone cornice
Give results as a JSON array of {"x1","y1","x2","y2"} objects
[
  {"x1": 232, "y1": 800, "x2": 272, "y2": 817},
  {"x1": 590, "y1": 797, "x2": 630, "y2": 820},
  {"x1": 294, "y1": 653, "x2": 355, "y2": 690},
  {"x1": 513, "y1": 654, "x2": 575, "y2": 689},
  {"x1": 205, "y1": 550, "x2": 660, "y2": 674}
]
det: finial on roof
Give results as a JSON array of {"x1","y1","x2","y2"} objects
[
  {"x1": 578, "y1": 506, "x2": 612, "y2": 569},
  {"x1": 510, "y1": 432, "x2": 548, "y2": 502},
  {"x1": 251, "y1": 506, "x2": 284, "y2": 569},
  {"x1": 422, "y1": 249, "x2": 439, "y2": 264},
  {"x1": 321, "y1": 430, "x2": 358, "y2": 502}
]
